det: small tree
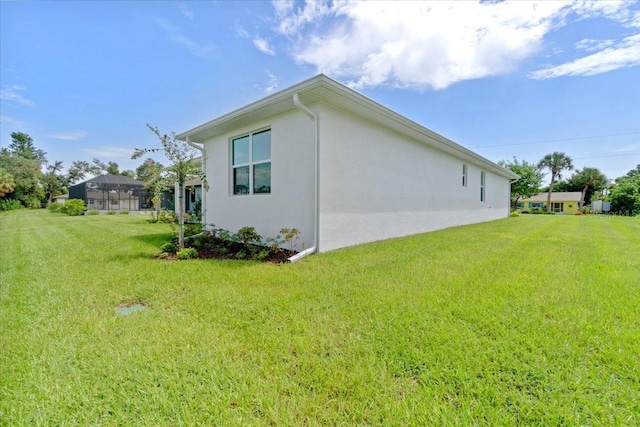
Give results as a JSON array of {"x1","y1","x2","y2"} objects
[
  {"x1": 499, "y1": 157, "x2": 543, "y2": 209},
  {"x1": 133, "y1": 124, "x2": 206, "y2": 249},
  {"x1": 538, "y1": 152, "x2": 574, "y2": 212},
  {"x1": 41, "y1": 160, "x2": 66, "y2": 206},
  {"x1": 609, "y1": 165, "x2": 640, "y2": 215},
  {"x1": 569, "y1": 167, "x2": 607, "y2": 209}
]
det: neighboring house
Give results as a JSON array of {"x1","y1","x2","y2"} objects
[
  {"x1": 69, "y1": 174, "x2": 152, "y2": 211},
  {"x1": 518, "y1": 192, "x2": 582, "y2": 214},
  {"x1": 167, "y1": 177, "x2": 203, "y2": 215},
  {"x1": 178, "y1": 74, "x2": 518, "y2": 253}
]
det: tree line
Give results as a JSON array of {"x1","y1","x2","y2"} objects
[
  {"x1": 0, "y1": 132, "x2": 164, "y2": 209},
  {"x1": 500, "y1": 152, "x2": 640, "y2": 215}
]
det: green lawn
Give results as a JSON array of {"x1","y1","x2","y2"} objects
[{"x1": 1, "y1": 210, "x2": 639, "y2": 425}]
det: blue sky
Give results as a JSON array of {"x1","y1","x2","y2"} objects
[{"x1": 1, "y1": 0, "x2": 639, "y2": 182}]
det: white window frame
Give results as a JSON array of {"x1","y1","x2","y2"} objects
[
  {"x1": 231, "y1": 128, "x2": 271, "y2": 196},
  {"x1": 462, "y1": 164, "x2": 468, "y2": 187},
  {"x1": 480, "y1": 171, "x2": 485, "y2": 202}
]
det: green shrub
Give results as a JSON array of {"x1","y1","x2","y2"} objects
[
  {"x1": 280, "y1": 227, "x2": 301, "y2": 252},
  {"x1": 24, "y1": 197, "x2": 41, "y2": 209},
  {"x1": 87, "y1": 209, "x2": 99, "y2": 215},
  {"x1": 0, "y1": 199, "x2": 23, "y2": 211},
  {"x1": 184, "y1": 223, "x2": 202, "y2": 237},
  {"x1": 160, "y1": 242, "x2": 178, "y2": 253},
  {"x1": 177, "y1": 248, "x2": 198, "y2": 260},
  {"x1": 119, "y1": 210, "x2": 129, "y2": 215},
  {"x1": 509, "y1": 210, "x2": 520, "y2": 217},
  {"x1": 61, "y1": 199, "x2": 86, "y2": 216},
  {"x1": 107, "y1": 210, "x2": 116, "y2": 215},
  {"x1": 48, "y1": 203, "x2": 63, "y2": 213},
  {"x1": 255, "y1": 249, "x2": 270, "y2": 261},
  {"x1": 238, "y1": 226, "x2": 262, "y2": 245},
  {"x1": 158, "y1": 209, "x2": 176, "y2": 224}
]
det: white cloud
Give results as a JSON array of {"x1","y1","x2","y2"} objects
[
  {"x1": 178, "y1": 2, "x2": 194, "y2": 21},
  {"x1": 275, "y1": 0, "x2": 335, "y2": 36},
  {"x1": 275, "y1": 1, "x2": 573, "y2": 90},
  {"x1": 572, "y1": 0, "x2": 637, "y2": 27},
  {"x1": 0, "y1": 85, "x2": 33, "y2": 106},
  {"x1": 154, "y1": 18, "x2": 216, "y2": 59},
  {"x1": 253, "y1": 36, "x2": 275, "y2": 55},
  {"x1": 530, "y1": 34, "x2": 640, "y2": 79},
  {"x1": 236, "y1": 23, "x2": 250, "y2": 38},
  {"x1": 272, "y1": 0, "x2": 640, "y2": 90},
  {"x1": 46, "y1": 130, "x2": 87, "y2": 141},
  {"x1": 81, "y1": 146, "x2": 135, "y2": 160},
  {"x1": 264, "y1": 71, "x2": 279, "y2": 94},
  {"x1": 575, "y1": 38, "x2": 615, "y2": 52}
]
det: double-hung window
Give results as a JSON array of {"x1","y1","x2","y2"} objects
[
  {"x1": 232, "y1": 129, "x2": 271, "y2": 195},
  {"x1": 480, "y1": 171, "x2": 485, "y2": 202}
]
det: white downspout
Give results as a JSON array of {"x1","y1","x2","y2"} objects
[
  {"x1": 186, "y1": 136, "x2": 206, "y2": 226},
  {"x1": 288, "y1": 93, "x2": 319, "y2": 262}
]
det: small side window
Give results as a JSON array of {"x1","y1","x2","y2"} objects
[{"x1": 462, "y1": 164, "x2": 467, "y2": 187}]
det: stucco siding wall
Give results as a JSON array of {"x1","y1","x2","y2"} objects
[
  {"x1": 202, "y1": 110, "x2": 316, "y2": 248},
  {"x1": 317, "y1": 104, "x2": 510, "y2": 252}
]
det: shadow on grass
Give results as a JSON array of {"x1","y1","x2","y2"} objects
[{"x1": 131, "y1": 233, "x2": 173, "y2": 248}]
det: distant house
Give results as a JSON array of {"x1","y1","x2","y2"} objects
[
  {"x1": 178, "y1": 74, "x2": 518, "y2": 254},
  {"x1": 69, "y1": 174, "x2": 153, "y2": 211},
  {"x1": 52, "y1": 194, "x2": 69, "y2": 204},
  {"x1": 519, "y1": 192, "x2": 582, "y2": 214}
]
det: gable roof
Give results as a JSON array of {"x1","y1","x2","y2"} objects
[
  {"x1": 178, "y1": 74, "x2": 518, "y2": 180},
  {"x1": 522, "y1": 192, "x2": 582, "y2": 202}
]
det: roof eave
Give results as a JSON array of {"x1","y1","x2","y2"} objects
[{"x1": 179, "y1": 74, "x2": 519, "y2": 180}]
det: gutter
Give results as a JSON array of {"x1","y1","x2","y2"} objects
[
  {"x1": 288, "y1": 93, "x2": 319, "y2": 263},
  {"x1": 186, "y1": 136, "x2": 206, "y2": 226}
]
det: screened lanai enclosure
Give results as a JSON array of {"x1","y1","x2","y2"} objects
[{"x1": 69, "y1": 175, "x2": 154, "y2": 211}]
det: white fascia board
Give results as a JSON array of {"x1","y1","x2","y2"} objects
[
  {"x1": 178, "y1": 74, "x2": 518, "y2": 180},
  {"x1": 177, "y1": 75, "x2": 327, "y2": 141}
]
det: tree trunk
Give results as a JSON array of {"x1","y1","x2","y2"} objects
[
  {"x1": 546, "y1": 172, "x2": 556, "y2": 212},
  {"x1": 580, "y1": 185, "x2": 589, "y2": 209},
  {"x1": 178, "y1": 182, "x2": 185, "y2": 249}
]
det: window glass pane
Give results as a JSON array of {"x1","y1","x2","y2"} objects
[
  {"x1": 252, "y1": 130, "x2": 271, "y2": 162},
  {"x1": 253, "y1": 162, "x2": 271, "y2": 194},
  {"x1": 233, "y1": 136, "x2": 249, "y2": 165},
  {"x1": 233, "y1": 166, "x2": 250, "y2": 194}
]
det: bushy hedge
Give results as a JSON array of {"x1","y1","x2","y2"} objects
[
  {"x1": 49, "y1": 199, "x2": 86, "y2": 216},
  {"x1": 0, "y1": 199, "x2": 24, "y2": 212}
]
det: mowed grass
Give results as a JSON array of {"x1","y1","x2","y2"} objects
[{"x1": 1, "y1": 210, "x2": 639, "y2": 425}]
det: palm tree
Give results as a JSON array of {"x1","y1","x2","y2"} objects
[
  {"x1": 573, "y1": 167, "x2": 607, "y2": 209},
  {"x1": 538, "y1": 152, "x2": 574, "y2": 212}
]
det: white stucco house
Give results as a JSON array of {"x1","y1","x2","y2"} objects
[{"x1": 178, "y1": 74, "x2": 518, "y2": 257}]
